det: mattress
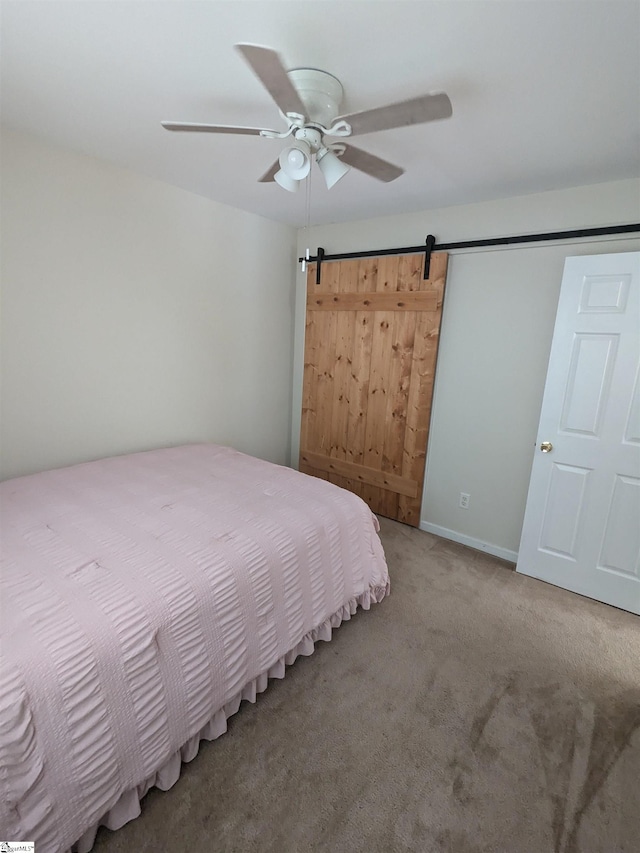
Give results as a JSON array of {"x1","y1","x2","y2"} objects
[{"x1": 0, "y1": 444, "x2": 389, "y2": 852}]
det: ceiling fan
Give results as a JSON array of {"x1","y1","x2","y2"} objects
[{"x1": 162, "y1": 44, "x2": 453, "y2": 192}]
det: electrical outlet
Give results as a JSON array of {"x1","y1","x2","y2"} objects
[{"x1": 459, "y1": 492, "x2": 470, "y2": 509}]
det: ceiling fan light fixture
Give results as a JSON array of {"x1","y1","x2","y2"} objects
[
  {"x1": 279, "y1": 141, "x2": 312, "y2": 180},
  {"x1": 316, "y1": 147, "x2": 350, "y2": 189},
  {"x1": 164, "y1": 45, "x2": 453, "y2": 193},
  {"x1": 274, "y1": 169, "x2": 299, "y2": 192}
]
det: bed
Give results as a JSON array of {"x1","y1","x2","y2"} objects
[{"x1": 0, "y1": 444, "x2": 389, "y2": 852}]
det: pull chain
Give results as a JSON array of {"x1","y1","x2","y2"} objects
[{"x1": 301, "y1": 169, "x2": 312, "y2": 272}]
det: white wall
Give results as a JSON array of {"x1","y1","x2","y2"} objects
[
  {"x1": 4, "y1": 129, "x2": 637, "y2": 558},
  {"x1": 293, "y1": 180, "x2": 640, "y2": 559},
  {"x1": 0, "y1": 128, "x2": 297, "y2": 480}
]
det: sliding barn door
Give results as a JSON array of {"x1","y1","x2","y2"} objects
[{"x1": 300, "y1": 252, "x2": 448, "y2": 526}]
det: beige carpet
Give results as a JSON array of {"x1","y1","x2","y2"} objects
[{"x1": 94, "y1": 518, "x2": 640, "y2": 853}]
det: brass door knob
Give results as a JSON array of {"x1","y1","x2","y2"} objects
[{"x1": 540, "y1": 441, "x2": 553, "y2": 453}]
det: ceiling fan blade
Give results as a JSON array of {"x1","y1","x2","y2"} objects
[
  {"x1": 336, "y1": 92, "x2": 452, "y2": 137},
  {"x1": 258, "y1": 160, "x2": 280, "y2": 183},
  {"x1": 339, "y1": 144, "x2": 404, "y2": 182},
  {"x1": 235, "y1": 43, "x2": 306, "y2": 118},
  {"x1": 161, "y1": 121, "x2": 275, "y2": 135}
]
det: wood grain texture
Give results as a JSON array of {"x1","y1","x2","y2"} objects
[
  {"x1": 311, "y1": 261, "x2": 340, "y2": 457},
  {"x1": 300, "y1": 253, "x2": 447, "y2": 526},
  {"x1": 328, "y1": 260, "x2": 357, "y2": 490},
  {"x1": 357, "y1": 256, "x2": 386, "y2": 512},
  {"x1": 398, "y1": 253, "x2": 448, "y2": 525},
  {"x1": 300, "y1": 263, "x2": 319, "y2": 457},
  {"x1": 307, "y1": 292, "x2": 438, "y2": 311},
  {"x1": 300, "y1": 451, "x2": 419, "y2": 497}
]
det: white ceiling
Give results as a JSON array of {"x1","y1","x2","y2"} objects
[{"x1": 2, "y1": 1, "x2": 639, "y2": 227}]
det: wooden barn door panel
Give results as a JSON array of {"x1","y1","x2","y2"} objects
[{"x1": 300, "y1": 252, "x2": 447, "y2": 526}]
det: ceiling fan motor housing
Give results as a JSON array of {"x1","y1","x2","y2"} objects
[
  {"x1": 293, "y1": 126, "x2": 323, "y2": 152},
  {"x1": 287, "y1": 68, "x2": 344, "y2": 128}
]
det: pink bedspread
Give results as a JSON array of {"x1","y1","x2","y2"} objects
[{"x1": 0, "y1": 445, "x2": 389, "y2": 852}]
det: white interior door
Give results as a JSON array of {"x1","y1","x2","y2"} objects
[{"x1": 517, "y1": 252, "x2": 640, "y2": 615}]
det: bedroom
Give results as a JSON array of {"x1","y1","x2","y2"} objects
[{"x1": 1, "y1": 1, "x2": 639, "y2": 852}]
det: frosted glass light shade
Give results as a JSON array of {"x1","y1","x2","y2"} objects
[
  {"x1": 317, "y1": 148, "x2": 350, "y2": 189},
  {"x1": 274, "y1": 170, "x2": 299, "y2": 192},
  {"x1": 279, "y1": 142, "x2": 311, "y2": 180}
]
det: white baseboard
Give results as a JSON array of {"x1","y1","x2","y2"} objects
[{"x1": 419, "y1": 521, "x2": 518, "y2": 564}]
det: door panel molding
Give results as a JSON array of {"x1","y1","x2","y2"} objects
[
  {"x1": 538, "y1": 463, "x2": 591, "y2": 560},
  {"x1": 559, "y1": 333, "x2": 619, "y2": 436}
]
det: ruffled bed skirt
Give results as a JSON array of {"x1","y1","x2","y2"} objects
[{"x1": 71, "y1": 580, "x2": 389, "y2": 853}]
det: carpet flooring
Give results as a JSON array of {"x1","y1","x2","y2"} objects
[{"x1": 94, "y1": 518, "x2": 640, "y2": 853}]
